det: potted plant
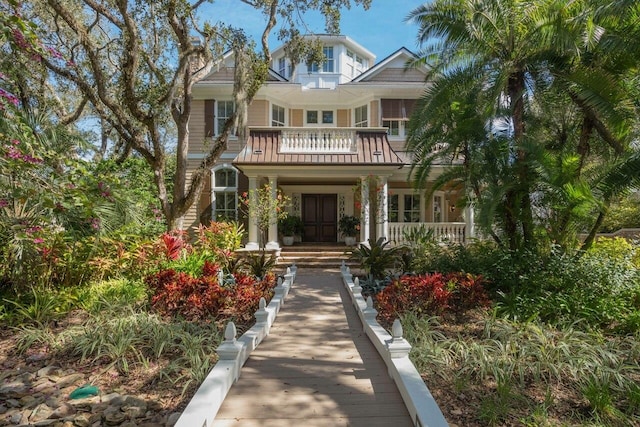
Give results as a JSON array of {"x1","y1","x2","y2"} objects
[
  {"x1": 339, "y1": 215, "x2": 360, "y2": 246},
  {"x1": 278, "y1": 215, "x2": 303, "y2": 245}
]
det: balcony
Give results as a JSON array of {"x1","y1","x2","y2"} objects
[{"x1": 279, "y1": 128, "x2": 357, "y2": 153}]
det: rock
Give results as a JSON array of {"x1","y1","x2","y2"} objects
[
  {"x1": 119, "y1": 423, "x2": 137, "y2": 427},
  {"x1": 45, "y1": 397, "x2": 61, "y2": 409},
  {"x1": 0, "y1": 382, "x2": 29, "y2": 399},
  {"x1": 450, "y1": 408, "x2": 463, "y2": 416},
  {"x1": 123, "y1": 406, "x2": 145, "y2": 419},
  {"x1": 100, "y1": 393, "x2": 123, "y2": 405},
  {"x1": 166, "y1": 412, "x2": 181, "y2": 426},
  {"x1": 26, "y1": 353, "x2": 50, "y2": 363},
  {"x1": 68, "y1": 397, "x2": 99, "y2": 411},
  {"x1": 103, "y1": 410, "x2": 126, "y2": 426},
  {"x1": 9, "y1": 411, "x2": 23, "y2": 425},
  {"x1": 122, "y1": 395, "x2": 147, "y2": 413},
  {"x1": 5, "y1": 400, "x2": 20, "y2": 408},
  {"x1": 71, "y1": 413, "x2": 90, "y2": 427},
  {"x1": 56, "y1": 374, "x2": 85, "y2": 389},
  {"x1": 19, "y1": 395, "x2": 39, "y2": 409},
  {"x1": 50, "y1": 404, "x2": 76, "y2": 419},
  {"x1": 29, "y1": 403, "x2": 54, "y2": 423},
  {"x1": 37, "y1": 366, "x2": 62, "y2": 378}
]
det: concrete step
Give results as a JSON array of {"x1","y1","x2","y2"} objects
[{"x1": 278, "y1": 244, "x2": 360, "y2": 270}]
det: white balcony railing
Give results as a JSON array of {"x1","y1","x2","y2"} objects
[
  {"x1": 280, "y1": 128, "x2": 357, "y2": 153},
  {"x1": 388, "y1": 222, "x2": 467, "y2": 245}
]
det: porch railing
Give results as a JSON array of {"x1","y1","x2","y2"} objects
[
  {"x1": 388, "y1": 222, "x2": 467, "y2": 245},
  {"x1": 280, "y1": 128, "x2": 357, "y2": 153}
]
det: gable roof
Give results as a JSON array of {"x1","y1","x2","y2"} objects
[
  {"x1": 351, "y1": 47, "x2": 424, "y2": 83},
  {"x1": 199, "y1": 50, "x2": 288, "y2": 83}
]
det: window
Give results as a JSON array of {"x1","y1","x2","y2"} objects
[
  {"x1": 404, "y1": 194, "x2": 421, "y2": 222},
  {"x1": 306, "y1": 110, "x2": 333, "y2": 125},
  {"x1": 322, "y1": 46, "x2": 334, "y2": 72},
  {"x1": 381, "y1": 99, "x2": 417, "y2": 138},
  {"x1": 278, "y1": 57, "x2": 287, "y2": 77},
  {"x1": 212, "y1": 167, "x2": 238, "y2": 221},
  {"x1": 216, "y1": 100, "x2": 235, "y2": 136},
  {"x1": 388, "y1": 194, "x2": 399, "y2": 222},
  {"x1": 387, "y1": 192, "x2": 422, "y2": 223},
  {"x1": 383, "y1": 120, "x2": 402, "y2": 136},
  {"x1": 308, "y1": 46, "x2": 334, "y2": 73},
  {"x1": 306, "y1": 110, "x2": 318, "y2": 124},
  {"x1": 355, "y1": 105, "x2": 368, "y2": 128},
  {"x1": 272, "y1": 104, "x2": 285, "y2": 127},
  {"x1": 433, "y1": 193, "x2": 443, "y2": 223}
]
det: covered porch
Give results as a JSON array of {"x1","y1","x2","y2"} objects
[{"x1": 233, "y1": 127, "x2": 474, "y2": 249}]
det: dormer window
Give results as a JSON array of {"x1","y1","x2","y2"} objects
[
  {"x1": 277, "y1": 57, "x2": 287, "y2": 78},
  {"x1": 309, "y1": 46, "x2": 334, "y2": 73}
]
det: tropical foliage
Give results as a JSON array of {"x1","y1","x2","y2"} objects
[{"x1": 406, "y1": 0, "x2": 640, "y2": 251}]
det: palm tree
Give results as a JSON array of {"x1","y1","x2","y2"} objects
[{"x1": 407, "y1": 0, "x2": 640, "y2": 251}]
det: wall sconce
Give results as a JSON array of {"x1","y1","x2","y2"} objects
[{"x1": 450, "y1": 206, "x2": 456, "y2": 212}]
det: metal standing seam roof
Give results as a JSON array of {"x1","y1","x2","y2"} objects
[{"x1": 233, "y1": 130, "x2": 406, "y2": 166}]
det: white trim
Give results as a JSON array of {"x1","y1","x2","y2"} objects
[
  {"x1": 188, "y1": 153, "x2": 237, "y2": 160},
  {"x1": 340, "y1": 269, "x2": 448, "y2": 427},
  {"x1": 211, "y1": 165, "x2": 239, "y2": 221},
  {"x1": 176, "y1": 269, "x2": 297, "y2": 427}
]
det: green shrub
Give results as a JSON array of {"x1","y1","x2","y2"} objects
[
  {"x1": 77, "y1": 278, "x2": 148, "y2": 313},
  {"x1": 195, "y1": 221, "x2": 245, "y2": 252},
  {"x1": 351, "y1": 237, "x2": 403, "y2": 280},
  {"x1": 402, "y1": 315, "x2": 640, "y2": 425}
]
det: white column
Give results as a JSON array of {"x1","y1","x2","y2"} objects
[
  {"x1": 377, "y1": 177, "x2": 389, "y2": 242},
  {"x1": 245, "y1": 176, "x2": 259, "y2": 250},
  {"x1": 464, "y1": 203, "x2": 475, "y2": 241},
  {"x1": 265, "y1": 176, "x2": 280, "y2": 250},
  {"x1": 360, "y1": 176, "x2": 370, "y2": 244}
]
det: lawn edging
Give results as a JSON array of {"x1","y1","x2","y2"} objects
[
  {"x1": 175, "y1": 266, "x2": 297, "y2": 427},
  {"x1": 340, "y1": 264, "x2": 448, "y2": 427}
]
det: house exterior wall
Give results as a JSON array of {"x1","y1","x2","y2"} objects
[{"x1": 184, "y1": 36, "x2": 466, "y2": 242}]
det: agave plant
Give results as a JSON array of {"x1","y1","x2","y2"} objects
[{"x1": 351, "y1": 237, "x2": 403, "y2": 280}]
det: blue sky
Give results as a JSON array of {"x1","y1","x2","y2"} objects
[{"x1": 202, "y1": 1, "x2": 427, "y2": 62}]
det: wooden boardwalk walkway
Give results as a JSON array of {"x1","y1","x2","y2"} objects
[{"x1": 211, "y1": 270, "x2": 414, "y2": 426}]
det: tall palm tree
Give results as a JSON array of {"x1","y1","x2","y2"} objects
[{"x1": 407, "y1": 0, "x2": 640, "y2": 251}]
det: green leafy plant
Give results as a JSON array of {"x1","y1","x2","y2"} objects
[
  {"x1": 351, "y1": 237, "x2": 402, "y2": 280},
  {"x1": 278, "y1": 215, "x2": 303, "y2": 236},
  {"x1": 338, "y1": 215, "x2": 360, "y2": 237},
  {"x1": 243, "y1": 251, "x2": 277, "y2": 279},
  {"x1": 196, "y1": 221, "x2": 245, "y2": 252}
]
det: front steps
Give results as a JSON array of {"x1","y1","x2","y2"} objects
[{"x1": 278, "y1": 243, "x2": 360, "y2": 270}]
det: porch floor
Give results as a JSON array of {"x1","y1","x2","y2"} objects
[{"x1": 210, "y1": 270, "x2": 413, "y2": 426}]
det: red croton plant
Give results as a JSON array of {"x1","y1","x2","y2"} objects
[
  {"x1": 145, "y1": 260, "x2": 276, "y2": 324},
  {"x1": 375, "y1": 272, "x2": 491, "y2": 323}
]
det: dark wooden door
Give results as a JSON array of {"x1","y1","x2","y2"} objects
[{"x1": 302, "y1": 194, "x2": 337, "y2": 242}]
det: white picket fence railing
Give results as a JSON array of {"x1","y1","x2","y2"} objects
[{"x1": 388, "y1": 222, "x2": 467, "y2": 245}]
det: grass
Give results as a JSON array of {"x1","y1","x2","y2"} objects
[
  {"x1": 13, "y1": 296, "x2": 223, "y2": 397},
  {"x1": 402, "y1": 312, "x2": 640, "y2": 426}
]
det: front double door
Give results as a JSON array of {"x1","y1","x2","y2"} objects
[{"x1": 301, "y1": 194, "x2": 337, "y2": 242}]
